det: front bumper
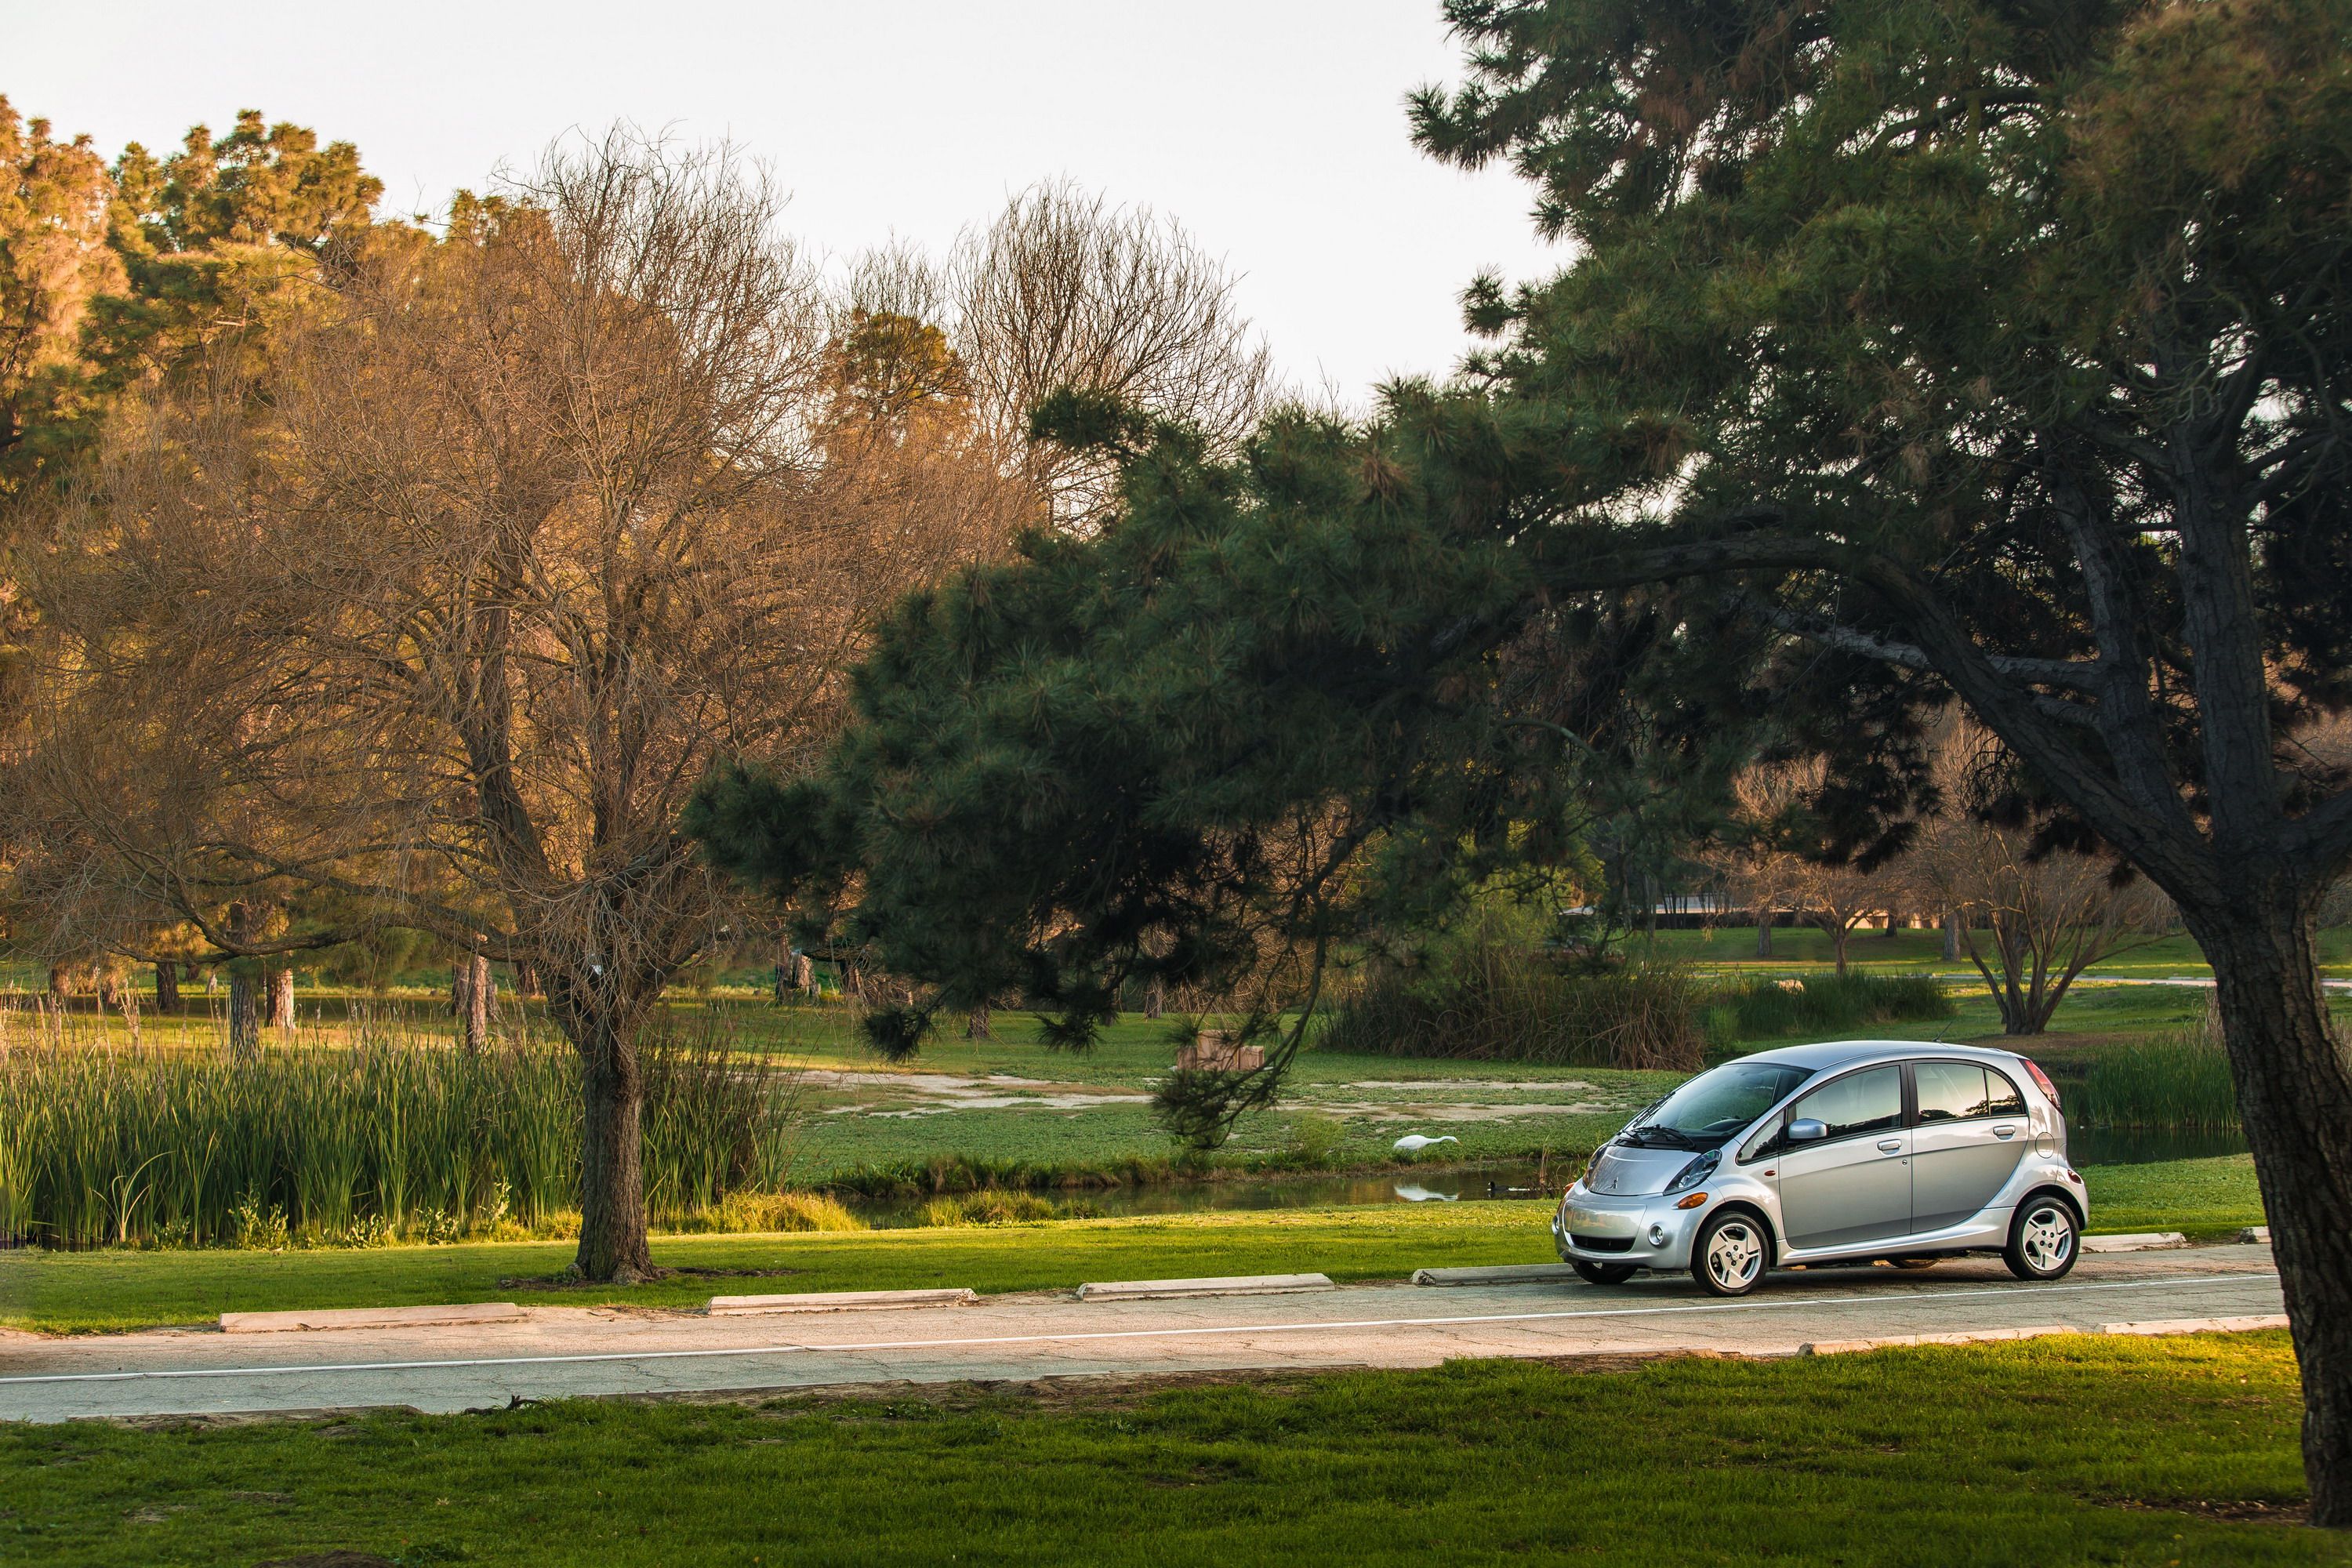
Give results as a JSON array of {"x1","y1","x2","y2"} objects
[{"x1": 1553, "y1": 1188, "x2": 1706, "y2": 1271}]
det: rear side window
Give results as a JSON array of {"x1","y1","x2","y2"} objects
[
  {"x1": 1788, "y1": 1065, "x2": 1904, "y2": 1142},
  {"x1": 1914, "y1": 1061, "x2": 1993, "y2": 1123},
  {"x1": 1984, "y1": 1069, "x2": 2027, "y2": 1117},
  {"x1": 1913, "y1": 1060, "x2": 2030, "y2": 1123}
]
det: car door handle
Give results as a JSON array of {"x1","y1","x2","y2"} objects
[
  {"x1": 1876, "y1": 1138, "x2": 1903, "y2": 1152},
  {"x1": 1992, "y1": 1126, "x2": 2017, "y2": 1139}
]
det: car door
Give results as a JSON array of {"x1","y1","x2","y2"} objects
[
  {"x1": 1907, "y1": 1061, "x2": 2030, "y2": 1232},
  {"x1": 1772, "y1": 1065, "x2": 1910, "y2": 1250}
]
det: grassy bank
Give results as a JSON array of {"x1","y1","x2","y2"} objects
[
  {"x1": 0, "y1": 1155, "x2": 2266, "y2": 1334},
  {"x1": 0, "y1": 1201, "x2": 1563, "y2": 1333},
  {"x1": 3, "y1": 1335, "x2": 2323, "y2": 1566}
]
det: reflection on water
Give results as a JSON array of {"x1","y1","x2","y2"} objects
[{"x1": 841, "y1": 1163, "x2": 1549, "y2": 1228}]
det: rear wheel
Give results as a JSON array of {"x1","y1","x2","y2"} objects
[
  {"x1": 2004, "y1": 1197, "x2": 2079, "y2": 1280},
  {"x1": 1886, "y1": 1258, "x2": 1937, "y2": 1271},
  {"x1": 1572, "y1": 1260, "x2": 1637, "y2": 1286},
  {"x1": 1692, "y1": 1211, "x2": 1769, "y2": 1297}
]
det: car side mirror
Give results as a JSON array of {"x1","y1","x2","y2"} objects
[{"x1": 1787, "y1": 1118, "x2": 1828, "y2": 1144}]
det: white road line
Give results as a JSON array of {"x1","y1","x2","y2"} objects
[{"x1": 0, "y1": 1273, "x2": 2272, "y2": 1391}]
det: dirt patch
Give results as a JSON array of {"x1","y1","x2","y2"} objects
[
  {"x1": 497, "y1": 1263, "x2": 803, "y2": 1292},
  {"x1": 2108, "y1": 1495, "x2": 2311, "y2": 1526}
]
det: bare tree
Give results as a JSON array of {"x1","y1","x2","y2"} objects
[
  {"x1": 948, "y1": 180, "x2": 1275, "y2": 528},
  {"x1": 1910, "y1": 725, "x2": 2172, "y2": 1033},
  {"x1": 19, "y1": 132, "x2": 1025, "y2": 1279},
  {"x1": 1715, "y1": 762, "x2": 1889, "y2": 975}
]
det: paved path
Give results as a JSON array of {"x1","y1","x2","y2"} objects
[{"x1": 0, "y1": 1246, "x2": 2282, "y2": 1424}]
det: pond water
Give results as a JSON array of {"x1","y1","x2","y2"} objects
[{"x1": 841, "y1": 1162, "x2": 1555, "y2": 1228}]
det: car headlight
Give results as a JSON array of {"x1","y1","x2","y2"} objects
[{"x1": 1664, "y1": 1149, "x2": 1719, "y2": 1196}]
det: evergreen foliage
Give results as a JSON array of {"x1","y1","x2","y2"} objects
[{"x1": 701, "y1": 0, "x2": 2352, "y2": 1508}]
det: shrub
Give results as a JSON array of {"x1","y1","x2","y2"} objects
[
  {"x1": 918, "y1": 1188, "x2": 1062, "y2": 1227},
  {"x1": 670, "y1": 1190, "x2": 867, "y2": 1234},
  {"x1": 1702, "y1": 971, "x2": 1953, "y2": 1044},
  {"x1": 1319, "y1": 944, "x2": 1703, "y2": 1070}
]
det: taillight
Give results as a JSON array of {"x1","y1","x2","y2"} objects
[{"x1": 2021, "y1": 1058, "x2": 2060, "y2": 1109}]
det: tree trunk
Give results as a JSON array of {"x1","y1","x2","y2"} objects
[
  {"x1": 1880, "y1": 909, "x2": 1904, "y2": 940},
  {"x1": 559, "y1": 985, "x2": 658, "y2": 1283},
  {"x1": 154, "y1": 960, "x2": 180, "y2": 1014},
  {"x1": 92, "y1": 964, "x2": 117, "y2": 1010},
  {"x1": 794, "y1": 953, "x2": 815, "y2": 994},
  {"x1": 1145, "y1": 976, "x2": 1166, "y2": 1019},
  {"x1": 1942, "y1": 909, "x2": 1962, "y2": 964},
  {"x1": 515, "y1": 960, "x2": 541, "y2": 998},
  {"x1": 452, "y1": 953, "x2": 491, "y2": 1052},
  {"x1": 227, "y1": 967, "x2": 260, "y2": 1058},
  {"x1": 1830, "y1": 924, "x2": 1849, "y2": 977},
  {"x1": 1755, "y1": 916, "x2": 1773, "y2": 960},
  {"x1": 2180, "y1": 884, "x2": 2352, "y2": 1525},
  {"x1": 266, "y1": 967, "x2": 296, "y2": 1029},
  {"x1": 45, "y1": 964, "x2": 66, "y2": 1006},
  {"x1": 966, "y1": 1003, "x2": 993, "y2": 1040}
]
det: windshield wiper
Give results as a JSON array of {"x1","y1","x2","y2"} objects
[{"x1": 1628, "y1": 1123, "x2": 1700, "y2": 1149}]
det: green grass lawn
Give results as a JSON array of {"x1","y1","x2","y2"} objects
[
  {"x1": 3, "y1": 1334, "x2": 2325, "y2": 1566},
  {"x1": 0, "y1": 1154, "x2": 2266, "y2": 1334}
]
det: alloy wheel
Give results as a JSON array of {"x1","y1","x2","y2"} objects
[
  {"x1": 1706, "y1": 1220, "x2": 1764, "y2": 1291},
  {"x1": 2020, "y1": 1204, "x2": 2074, "y2": 1274}
]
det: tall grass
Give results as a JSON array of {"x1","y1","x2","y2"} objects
[
  {"x1": 1699, "y1": 972, "x2": 1955, "y2": 1047},
  {"x1": 0, "y1": 1006, "x2": 800, "y2": 1249},
  {"x1": 2077, "y1": 1011, "x2": 2242, "y2": 1132}
]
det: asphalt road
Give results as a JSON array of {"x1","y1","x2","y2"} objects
[{"x1": 0, "y1": 1245, "x2": 2283, "y2": 1424}]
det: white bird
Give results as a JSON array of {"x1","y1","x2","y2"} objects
[{"x1": 1392, "y1": 1134, "x2": 1460, "y2": 1156}]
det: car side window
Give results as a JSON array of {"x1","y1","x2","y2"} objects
[
  {"x1": 1913, "y1": 1061, "x2": 1991, "y2": 1123},
  {"x1": 1787, "y1": 1065, "x2": 1904, "y2": 1142},
  {"x1": 1983, "y1": 1069, "x2": 2027, "y2": 1118}
]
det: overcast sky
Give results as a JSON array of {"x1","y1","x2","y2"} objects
[{"x1": 8, "y1": 0, "x2": 1563, "y2": 407}]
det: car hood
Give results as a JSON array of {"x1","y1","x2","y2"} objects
[{"x1": 1584, "y1": 1143, "x2": 1707, "y2": 1197}]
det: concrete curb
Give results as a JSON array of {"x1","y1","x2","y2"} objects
[
  {"x1": 1413, "y1": 1264, "x2": 1585, "y2": 1287},
  {"x1": 220, "y1": 1302, "x2": 522, "y2": 1334},
  {"x1": 2100, "y1": 1315, "x2": 2288, "y2": 1335},
  {"x1": 1078, "y1": 1273, "x2": 1334, "y2": 1302},
  {"x1": 2082, "y1": 1232, "x2": 2189, "y2": 1253},
  {"x1": 709, "y1": 1288, "x2": 977, "y2": 1316},
  {"x1": 1800, "y1": 1324, "x2": 2071, "y2": 1356}
]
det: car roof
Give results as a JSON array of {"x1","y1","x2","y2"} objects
[{"x1": 1730, "y1": 1040, "x2": 2027, "y2": 1075}]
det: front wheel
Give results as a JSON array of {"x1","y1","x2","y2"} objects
[
  {"x1": 2004, "y1": 1197, "x2": 2079, "y2": 1281},
  {"x1": 1692, "y1": 1211, "x2": 1770, "y2": 1297},
  {"x1": 1572, "y1": 1260, "x2": 1638, "y2": 1286}
]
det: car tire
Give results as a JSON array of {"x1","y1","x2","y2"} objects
[
  {"x1": 1691, "y1": 1210, "x2": 1770, "y2": 1297},
  {"x1": 1572, "y1": 1260, "x2": 1638, "y2": 1286},
  {"x1": 1887, "y1": 1258, "x2": 1937, "y2": 1271},
  {"x1": 2004, "y1": 1196, "x2": 2080, "y2": 1281}
]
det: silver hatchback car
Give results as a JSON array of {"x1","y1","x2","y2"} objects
[{"x1": 1555, "y1": 1040, "x2": 2086, "y2": 1296}]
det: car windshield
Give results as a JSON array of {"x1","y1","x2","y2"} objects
[{"x1": 1628, "y1": 1061, "x2": 1815, "y2": 1147}]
